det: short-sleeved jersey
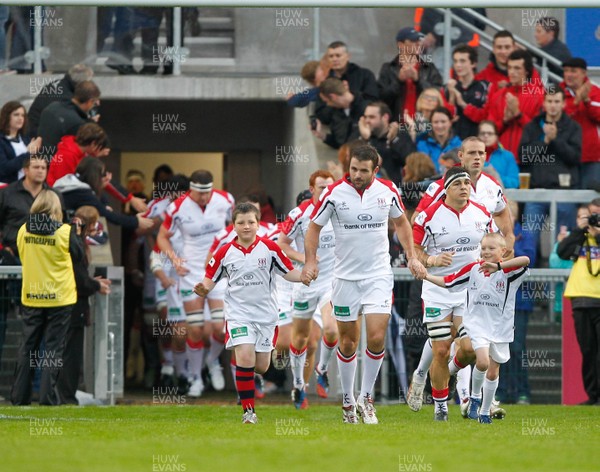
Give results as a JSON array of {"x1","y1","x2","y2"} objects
[
  {"x1": 209, "y1": 221, "x2": 275, "y2": 255},
  {"x1": 311, "y1": 176, "x2": 404, "y2": 281},
  {"x1": 444, "y1": 261, "x2": 529, "y2": 342},
  {"x1": 162, "y1": 190, "x2": 234, "y2": 266},
  {"x1": 144, "y1": 197, "x2": 171, "y2": 220},
  {"x1": 282, "y1": 199, "x2": 335, "y2": 280},
  {"x1": 414, "y1": 200, "x2": 493, "y2": 304},
  {"x1": 416, "y1": 172, "x2": 506, "y2": 216},
  {"x1": 205, "y1": 236, "x2": 295, "y2": 325}
]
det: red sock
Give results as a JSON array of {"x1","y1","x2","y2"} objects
[{"x1": 236, "y1": 366, "x2": 255, "y2": 412}]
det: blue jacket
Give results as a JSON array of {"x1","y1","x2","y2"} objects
[
  {"x1": 0, "y1": 134, "x2": 31, "y2": 184},
  {"x1": 514, "y1": 222, "x2": 537, "y2": 312},
  {"x1": 416, "y1": 133, "x2": 462, "y2": 173},
  {"x1": 484, "y1": 144, "x2": 519, "y2": 189},
  {"x1": 286, "y1": 87, "x2": 319, "y2": 108}
]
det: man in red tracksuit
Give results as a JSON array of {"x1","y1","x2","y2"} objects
[
  {"x1": 560, "y1": 57, "x2": 600, "y2": 190},
  {"x1": 486, "y1": 49, "x2": 545, "y2": 161}
]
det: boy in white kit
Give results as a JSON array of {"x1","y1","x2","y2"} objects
[
  {"x1": 423, "y1": 233, "x2": 529, "y2": 423},
  {"x1": 194, "y1": 203, "x2": 304, "y2": 424}
]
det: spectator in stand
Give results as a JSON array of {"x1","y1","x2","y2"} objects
[
  {"x1": 378, "y1": 27, "x2": 443, "y2": 122},
  {"x1": 125, "y1": 169, "x2": 146, "y2": 197},
  {"x1": 28, "y1": 64, "x2": 94, "y2": 136},
  {"x1": 533, "y1": 17, "x2": 571, "y2": 81},
  {"x1": 47, "y1": 124, "x2": 147, "y2": 213},
  {"x1": 287, "y1": 57, "x2": 330, "y2": 109},
  {"x1": 487, "y1": 49, "x2": 545, "y2": 159},
  {"x1": 478, "y1": 120, "x2": 519, "y2": 189},
  {"x1": 418, "y1": 8, "x2": 487, "y2": 72},
  {"x1": 37, "y1": 81, "x2": 101, "y2": 159},
  {"x1": 437, "y1": 149, "x2": 460, "y2": 174},
  {"x1": 52, "y1": 157, "x2": 153, "y2": 231},
  {"x1": 314, "y1": 41, "x2": 378, "y2": 124},
  {"x1": 496, "y1": 200, "x2": 536, "y2": 405},
  {"x1": 558, "y1": 198, "x2": 600, "y2": 405},
  {"x1": 312, "y1": 77, "x2": 368, "y2": 150},
  {"x1": 416, "y1": 107, "x2": 462, "y2": 173},
  {"x1": 520, "y1": 88, "x2": 582, "y2": 253},
  {"x1": 0, "y1": 101, "x2": 42, "y2": 184},
  {"x1": 400, "y1": 151, "x2": 437, "y2": 212},
  {"x1": 446, "y1": 44, "x2": 490, "y2": 139},
  {"x1": 404, "y1": 88, "x2": 454, "y2": 143},
  {"x1": 560, "y1": 58, "x2": 600, "y2": 191},
  {"x1": 350, "y1": 101, "x2": 415, "y2": 185}
]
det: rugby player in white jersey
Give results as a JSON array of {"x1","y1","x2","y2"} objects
[
  {"x1": 194, "y1": 203, "x2": 304, "y2": 424},
  {"x1": 157, "y1": 170, "x2": 234, "y2": 397},
  {"x1": 302, "y1": 144, "x2": 426, "y2": 424},
  {"x1": 424, "y1": 233, "x2": 530, "y2": 423},
  {"x1": 407, "y1": 137, "x2": 514, "y2": 415},
  {"x1": 413, "y1": 165, "x2": 494, "y2": 420},
  {"x1": 278, "y1": 170, "x2": 339, "y2": 407}
]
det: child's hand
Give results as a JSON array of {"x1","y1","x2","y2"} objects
[{"x1": 193, "y1": 282, "x2": 209, "y2": 298}]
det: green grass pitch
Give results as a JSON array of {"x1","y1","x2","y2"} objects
[{"x1": 1, "y1": 403, "x2": 599, "y2": 472}]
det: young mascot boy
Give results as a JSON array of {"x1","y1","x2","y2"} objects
[
  {"x1": 194, "y1": 203, "x2": 304, "y2": 424},
  {"x1": 423, "y1": 233, "x2": 529, "y2": 423}
]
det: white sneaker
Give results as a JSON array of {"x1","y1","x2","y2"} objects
[
  {"x1": 188, "y1": 376, "x2": 204, "y2": 397},
  {"x1": 491, "y1": 399, "x2": 506, "y2": 419},
  {"x1": 356, "y1": 394, "x2": 378, "y2": 424},
  {"x1": 208, "y1": 360, "x2": 225, "y2": 391},
  {"x1": 342, "y1": 405, "x2": 359, "y2": 424},
  {"x1": 242, "y1": 410, "x2": 258, "y2": 424},
  {"x1": 407, "y1": 374, "x2": 425, "y2": 412}
]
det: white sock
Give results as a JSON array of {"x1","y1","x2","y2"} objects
[
  {"x1": 206, "y1": 334, "x2": 224, "y2": 366},
  {"x1": 337, "y1": 349, "x2": 357, "y2": 407},
  {"x1": 448, "y1": 355, "x2": 464, "y2": 375},
  {"x1": 471, "y1": 366, "x2": 486, "y2": 399},
  {"x1": 290, "y1": 344, "x2": 307, "y2": 389},
  {"x1": 456, "y1": 364, "x2": 472, "y2": 401},
  {"x1": 414, "y1": 338, "x2": 433, "y2": 383},
  {"x1": 317, "y1": 336, "x2": 337, "y2": 374},
  {"x1": 173, "y1": 349, "x2": 187, "y2": 377},
  {"x1": 480, "y1": 377, "x2": 499, "y2": 416},
  {"x1": 360, "y1": 349, "x2": 385, "y2": 399},
  {"x1": 162, "y1": 348, "x2": 174, "y2": 367},
  {"x1": 186, "y1": 340, "x2": 205, "y2": 379}
]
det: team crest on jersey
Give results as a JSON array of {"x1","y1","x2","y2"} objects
[
  {"x1": 377, "y1": 198, "x2": 387, "y2": 209},
  {"x1": 257, "y1": 257, "x2": 268, "y2": 269},
  {"x1": 495, "y1": 280, "x2": 505, "y2": 293},
  {"x1": 475, "y1": 221, "x2": 486, "y2": 232}
]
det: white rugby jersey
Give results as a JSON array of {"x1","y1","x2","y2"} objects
[
  {"x1": 443, "y1": 261, "x2": 529, "y2": 343},
  {"x1": 311, "y1": 175, "x2": 404, "y2": 280},
  {"x1": 205, "y1": 236, "x2": 295, "y2": 324},
  {"x1": 282, "y1": 199, "x2": 335, "y2": 280},
  {"x1": 162, "y1": 190, "x2": 234, "y2": 266},
  {"x1": 209, "y1": 221, "x2": 275, "y2": 255},
  {"x1": 414, "y1": 200, "x2": 494, "y2": 304},
  {"x1": 416, "y1": 172, "x2": 506, "y2": 216},
  {"x1": 144, "y1": 197, "x2": 170, "y2": 220}
]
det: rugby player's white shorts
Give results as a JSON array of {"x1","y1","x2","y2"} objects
[
  {"x1": 331, "y1": 274, "x2": 393, "y2": 321},
  {"x1": 155, "y1": 278, "x2": 186, "y2": 323},
  {"x1": 292, "y1": 279, "x2": 332, "y2": 320},
  {"x1": 225, "y1": 320, "x2": 278, "y2": 353},
  {"x1": 276, "y1": 277, "x2": 294, "y2": 326},
  {"x1": 179, "y1": 268, "x2": 225, "y2": 302},
  {"x1": 470, "y1": 337, "x2": 510, "y2": 364},
  {"x1": 422, "y1": 299, "x2": 466, "y2": 324}
]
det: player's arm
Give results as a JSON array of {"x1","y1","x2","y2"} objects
[
  {"x1": 194, "y1": 277, "x2": 215, "y2": 298},
  {"x1": 278, "y1": 232, "x2": 305, "y2": 264},
  {"x1": 149, "y1": 250, "x2": 174, "y2": 289},
  {"x1": 493, "y1": 207, "x2": 515, "y2": 259},
  {"x1": 283, "y1": 268, "x2": 303, "y2": 283},
  {"x1": 392, "y1": 214, "x2": 426, "y2": 278},
  {"x1": 410, "y1": 210, "x2": 421, "y2": 225},
  {"x1": 302, "y1": 221, "x2": 323, "y2": 283},
  {"x1": 156, "y1": 224, "x2": 188, "y2": 276}
]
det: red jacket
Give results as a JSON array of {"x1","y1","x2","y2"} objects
[
  {"x1": 476, "y1": 60, "x2": 542, "y2": 90},
  {"x1": 48, "y1": 135, "x2": 132, "y2": 203},
  {"x1": 487, "y1": 83, "x2": 545, "y2": 160},
  {"x1": 560, "y1": 78, "x2": 600, "y2": 164}
]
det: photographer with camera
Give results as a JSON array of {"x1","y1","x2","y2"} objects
[{"x1": 558, "y1": 198, "x2": 600, "y2": 405}]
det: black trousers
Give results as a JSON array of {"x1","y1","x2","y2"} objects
[
  {"x1": 573, "y1": 308, "x2": 600, "y2": 403},
  {"x1": 11, "y1": 304, "x2": 72, "y2": 405},
  {"x1": 56, "y1": 311, "x2": 85, "y2": 404}
]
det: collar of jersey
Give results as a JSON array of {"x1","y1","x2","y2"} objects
[
  {"x1": 442, "y1": 200, "x2": 470, "y2": 216},
  {"x1": 232, "y1": 235, "x2": 259, "y2": 254}
]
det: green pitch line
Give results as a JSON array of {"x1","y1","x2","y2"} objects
[{"x1": 1, "y1": 405, "x2": 599, "y2": 472}]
